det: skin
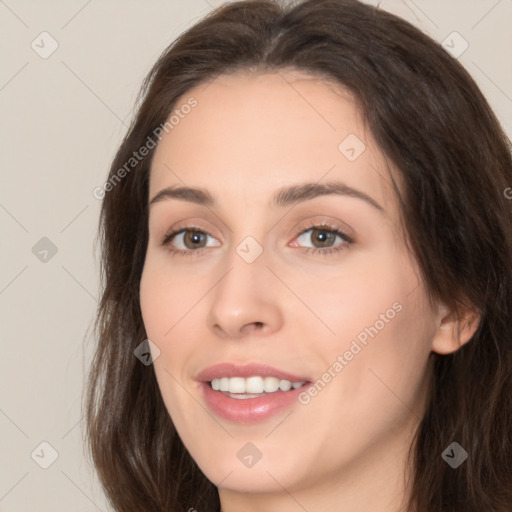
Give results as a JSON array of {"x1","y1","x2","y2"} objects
[{"x1": 139, "y1": 69, "x2": 480, "y2": 512}]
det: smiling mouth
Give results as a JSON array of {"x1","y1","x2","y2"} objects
[
  {"x1": 209, "y1": 376, "x2": 307, "y2": 399},
  {"x1": 197, "y1": 363, "x2": 312, "y2": 422}
]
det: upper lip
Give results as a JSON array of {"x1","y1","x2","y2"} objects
[{"x1": 196, "y1": 363, "x2": 311, "y2": 383}]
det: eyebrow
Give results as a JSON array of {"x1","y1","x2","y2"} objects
[{"x1": 149, "y1": 181, "x2": 385, "y2": 214}]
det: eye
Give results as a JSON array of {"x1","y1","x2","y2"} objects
[
  {"x1": 291, "y1": 224, "x2": 353, "y2": 255},
  {"x1": 161, "y1": 223, "x2": 353, "y2": 257},
  {"x1": 161, "y1": 228, "x2": 220, "y2": 254}
]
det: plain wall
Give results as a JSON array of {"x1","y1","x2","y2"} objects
[{"x1": 0, "y1": 1, "x2": 511, "y2": 510}]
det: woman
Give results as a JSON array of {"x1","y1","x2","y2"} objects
[{"x1": 85, "y1": 0, "x2": 512, "y2": 510}]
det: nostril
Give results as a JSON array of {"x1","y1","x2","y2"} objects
[{"x1": 240, "y1": 321, "x2": 265, "y2": 336}]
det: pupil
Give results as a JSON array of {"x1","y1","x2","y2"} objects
[
  {"x1": 313, "y1": 229, "x2": 334, "y2": 247},
  {"x1": 186, "y1": 231, "x2": 205, "y2": 248}
]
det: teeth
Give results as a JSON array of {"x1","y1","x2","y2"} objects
[
  {"x1": 279, "y1": 379, "x2": 292, "y2": 391},
  {"x1": 264, "y1": 377, "x2": 280, "y2": 392},
  {"x1": 210, "y1": 376, "x2": 305, "y2": 394}
]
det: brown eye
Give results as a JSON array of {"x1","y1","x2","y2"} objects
[
  {"x1": 309, "y1": 228, "x2": 337, "y2": 248},
  {"x1": 297, "y1": 227, "x2": 342, "y2": 248},
  {"x1": 182, "y1": 230, "x2": 207, "y2": 249},
  {"x1": 162, "y1": 228, "x2": 221, "y2": 254},
  {"x1": 292, "y1": 224, "x2": 353, "y2": 255}
]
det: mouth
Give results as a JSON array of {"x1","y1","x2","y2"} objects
[
  {"x1": 209, "y1": 376, "x2": 307, "y2": 398},
  {"x1": 196, "y1": 363, "x2": 312, "y2": 424}
]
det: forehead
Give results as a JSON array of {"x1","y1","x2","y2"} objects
[{"x1": 149, "y1": 69, "x2": 398, "y2": 216}]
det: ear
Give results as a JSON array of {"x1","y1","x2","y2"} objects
[{"x1": 431, "y1": 300, "x2": 481, "y2": 355}]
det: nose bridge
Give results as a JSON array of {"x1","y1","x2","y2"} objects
[{"x1": 207, "y1": 239, "x2": 283, "y2": 338}]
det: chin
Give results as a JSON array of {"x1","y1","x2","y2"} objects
[
  {"x1": 185, "y1": 436, "x2": 311, "y2": 495},
  {"x1": 201, "y1": 460, "x2": 298, "y2": 494}
]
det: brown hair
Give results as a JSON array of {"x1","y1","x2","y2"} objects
[{"x1": 84, "y1": 1, "x2": 512, "y2": 510}]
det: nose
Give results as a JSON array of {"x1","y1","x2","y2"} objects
[{"x1": 207, "y1": 252, "x2": 284, "y2": 340}]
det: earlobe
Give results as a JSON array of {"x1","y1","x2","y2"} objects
[{"x1": 431, "y1": 301, "x2": 481, "y2": 355}]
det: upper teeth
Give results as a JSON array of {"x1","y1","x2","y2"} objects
[{"x1": 210, "y1": 376, "x2": 305, "y2": 394}]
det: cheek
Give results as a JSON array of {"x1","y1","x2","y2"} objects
[
  {"x1": 328, "y1": 284, "x2": 434, "y2": 426},
  {"x1": 139, "y1": 261, "x2": 201, "y2": 419},
  {"x1": 139, "y1": 256, "x2": 205, "y2": 336},
  {"x1": 287, "y1": 242, "x2": 410, "y2": 330},
  {"x1": 303, "y1": 251, "x2": 432, "y2": 406},
  {"x1": 139, "y1": 256, "x2": 212, "y2": 401},
  {"x1": 301, "y1": 299, "x2": 433, "y2": 464}
]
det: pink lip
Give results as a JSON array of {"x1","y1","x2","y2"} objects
[
  {"x1": 196, "y1": 363, "x2": 311, "y2": 424},
  {"x1": 196, "y1": 362, "x2": 310, "y2": 383},
  {"x1": 200, "y1": 382, "x2": 309, "y2": 424}
]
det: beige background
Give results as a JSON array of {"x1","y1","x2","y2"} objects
[{"x1": 0, "y1": 0, "x2": 511, "y2": 510}]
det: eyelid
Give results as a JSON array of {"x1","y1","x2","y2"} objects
[
  {"x1": 161, "y1": 221, "x2": 221, "y2": 245},
  {"x1": 290, "y1": 217, "x2": 354, "y2": 244},
  {"x1": 289, "y1": 222, "x2": 353, "y2": 255}
]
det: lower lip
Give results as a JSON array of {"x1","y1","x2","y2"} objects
[{"x1": 200, "y1": 382, "x2": 308, "y2": 424}]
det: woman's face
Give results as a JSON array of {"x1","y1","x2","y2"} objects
[{"x1": 139, "y1": 70, "x2": 443, "y2": 502}]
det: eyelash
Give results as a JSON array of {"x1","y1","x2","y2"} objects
[{"x1": 160, "y1": 222, "x2": 354, "y2": 257}]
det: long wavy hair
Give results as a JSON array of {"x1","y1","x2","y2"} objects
[{"x1": 84, "y1": 1, "x2": 512, "y2": 510}]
